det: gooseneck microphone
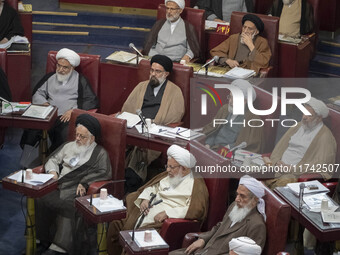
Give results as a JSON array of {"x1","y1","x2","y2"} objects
[
  {"x1": 131, "y1": 196, "x2": 163, "y2": 242},
  {"x1": 136, "y1": 109, "x2": 149, "y2": 134},
  {"x1": 196, "y1": 56, "x2": 219, "y2": 76},
  {"x1": 129, "y1": 43, "x2": 143, "y2": 57},
  {"x1": 299, "y1": 183, "x2": 305, "y2": 211}
]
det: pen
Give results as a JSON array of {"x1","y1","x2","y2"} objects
[{"x1": 176, "y1": 128, "x2": 181, "y2": 134}]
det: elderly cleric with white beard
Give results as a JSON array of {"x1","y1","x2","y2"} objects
[
  {"x1": 210, "y1": 13, "x2": 272, "y2": 74},
  {"x1": 170, "y1": 175, "x2": 266, "y2": 255},
  {"x1": 35, "y1": 113, "x2": 112, "y2": 255},
  {"x1": 265, "y1": 97, "x2": 337, "y2": 189},
  {"x1": 121, "y1": 55, "x2": 185, "y2": 193},
  {"x1": 24, "y1": 48, "x2": 98, "y2": 153},
  {"x1": 107, "y1": 145, "x2": 209, "y2": 255}
]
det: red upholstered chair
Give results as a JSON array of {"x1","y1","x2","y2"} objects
[
  {"x1": 137, "y1": 59, "x2": 193, "y2": 128},
  {"x1": 156, "y1": 4, "x2": 206, "y2": 62},
  {"x1": 46, "y1": 51, "x2": 101, "y2": 100},
  {"x1": 33, "y1": 109, "x2": 127, "y2": 199},
  {"x1": 159, "y1": 140, "x2": 230, "y2": 251},
  {"x1": 5, "y1": 0, "x2": 17, "y2": 10},
  {"x1": 182, "y1": 182, "x2": 291, "y2": 255},
  {"x1": 230, "y1": 12, "x2": 279, "y2": 77}
]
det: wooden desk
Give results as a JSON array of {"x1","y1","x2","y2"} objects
[
  {"x1": 75, "y1": 194, "x2": 126, "y2": 255},
  {"x1": 275, "y1": 186, "x2": 340, "y2": 242},
  {"x1": 119, "y1": 229, "x2": 169, "y2": 255},
  {"x1": 2, "y1": 173, "x2": 58, "y2": 255}
]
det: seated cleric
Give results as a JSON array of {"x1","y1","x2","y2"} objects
[
  {"x1": 170, "y1": 175, "x2": 266, "y2": 255},
  {"x1": 265, "y1": 97, "x2": 337, "y2": 189},
  {"x1": 121, "y1": 55, "x2": 184, "y2": 192},
  {"x1": 35, "y1": 114, "x2": 112, "y2": 255},
  {"x1": 143, "y1": 0, "x2": 201, "y2": 62},
  {"x1": 21, "y1": 48, "x2": 98, "y2": 156},
  {"x1": 210, "y1": 14, "x2": 271, "y2": 74},
  {"x1": 106, "y1": 145, "x2": 209, "y2": 255},
  {"x1": 203, "y1": 79, "x2": 264, "y2": 154}
]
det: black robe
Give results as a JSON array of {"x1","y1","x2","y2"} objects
[
  {"x1": 0, "y1": 3, "x2": 24, "y2": 41},
  {"x1": 0, "y1": 67, "x2": 11, "y2": 101}
]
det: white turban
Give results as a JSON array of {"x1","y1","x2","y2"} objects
[
  {"x1": 305, "y1": 97, "x2": 329, "y2": 118},
  {"x1": 239, "y1": 175, "x2": 266, "y2": 221},
  {"x1": 167, "y1": 145, "x2": 196, "y2": 169},
  {"x1": 56, "y1": 48, "x2": 80, "y2": 67},
  {"x1": 231, "y1": 79, "x2": 256, "y2": 102},
  {"x1": 165, "y1": 0, "x2": 185, "y2": 9},
  {"x1": 229, "y1": 237, "x2": 262, "y2": 255}
]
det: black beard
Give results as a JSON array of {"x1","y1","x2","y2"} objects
[{"x1": 149, "y1": 76, "x2": 160, "y2": 88}]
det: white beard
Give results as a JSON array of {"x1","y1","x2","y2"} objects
[
  {"x1": 168, "y1": 174, "x2": 185, "y2": 189},
  {"x1": 302, "y1": 118, "x2": 319, "y2": 131},
  {"x1": 228, "y1": 203, "x2": 252, "y2": 224},
  {"x1": 56, "y1": 71, "x2": 72, "y2": 83},
  {"x1": 240, "y1": 33, "x2": 256, "y2": 44},
  {"x1": 74, "y1": 139, "x2": 91, "y2": 156}
]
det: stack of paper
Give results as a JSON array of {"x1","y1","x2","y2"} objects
[
  {"x1": 105, "y1": 51, "x2": 147, "y2": 64},
  {"x1": 224, "y1": 67, "x2": 256, "y2": 79},
  {"x1": 286, "y1": 180, "x2": 330, "y2": 196},
  {"x1": 8, "y1": 171, "x2": 54, "y2": 186},
  {"x1": 22, "y1": 105, "x2": 53, "y2": 119},
  {"x1": 87, "y1": 195, "x2": 126, "y2": 213},
  {"x1": 303, "y1": 192, "x2": 338, "y2": 212},
  {"x1": 321, "y1": 211, "x2": 340, "y2": 223},
  {"x1": 129, "y1": 230, "x2": 167, "y2": 248},
  {"x1": 205, "y1": 20, "x2": 229, "y2": 29},
  {"x1": 116, "y1": 112, "x2": 141, "y2": 128}
]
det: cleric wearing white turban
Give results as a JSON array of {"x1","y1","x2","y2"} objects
[
  {"x1": 165, "y1": 0, "x2": 185, "y2": 9},
  {"x1": 239, "y1": 175, "x2": 266, "y2": 221},
  {"x1": 167, "y1": 144, "x2": 197, "y2": 169},
  {"x1": 305, "y1": 97, "x2": 329, "y2": 118},
  {"x1": 229, "y1": 237, "x2": 262, "y2": 255},
  {"x1": 56, "y1": 48, "x2": 80, "y2": 67}
]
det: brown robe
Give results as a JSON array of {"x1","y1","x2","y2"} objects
[
  {"x1": 266, "y1": 122, "x2": 337, "y2": 189},
  {"x1": 170, "y1": 202, "x2": 266, "y2": 255},
  {"x1": 203, "y1": 104, "x2": 264, "y2": 154},
  {"x1": 107, "y1": 171, "x2": 209, "y2": 255},
  {"x1": 122, "y1": 80, "x2": 185, "y2": 180},
  {"x1": 210, "y1": 33, "x2": 272, "y2": 74}
]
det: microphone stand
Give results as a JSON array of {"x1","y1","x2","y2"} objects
[
  {"x1": 205, "y1": 64, "x2": 208, "y2": 77},
  {"x1": 136, "y1": 52, "x2": 139, "y2": 65}
]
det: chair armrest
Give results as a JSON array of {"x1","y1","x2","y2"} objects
[
  {"x1": 182, "y1": 232, "x2": 201, "y2": 248},
  {"x1": 160, "y1": 219, "x2": 201, "y2": 251},
  {"x1": 87, "y1": 109, "x2": 98, "y2": 113},
  {"x1": 259, "y1": 66, "x2": 273, "y2": 78},
  {"x1": 33, "y1": 165, "x2": 44, "y2": 174},
  {"x1": 298, "y1": 173, "x2": 323, "y2": 182},
  {"x1": 322, "y1": 182, "x2": 338, "y2": 197},
  {"x1": 87, "y1": 179, "x2": 125, "y2": 195}
]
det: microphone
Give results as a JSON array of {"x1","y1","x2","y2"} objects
[
  {"x1": 136, "y1": 109, "x2": 149, "y2": 134},
  {"x1": 201, "y1": 56, "x2": 220, "y2": 68},
  {"x1": 129, "y1": 43, "x2": 143, "y2": 57},
  {"x1": 0, "y1": 96, "x2": 10, "y2": 103},
  {"x1": 132, "y1": 198, "x2": 163, "y2": 241},
  {"x1": 299, "y1": 183, "x2": 305, "y2": 211},
  {"x1": 229, "y1": 142, "x2": 247, "y2": 153}
]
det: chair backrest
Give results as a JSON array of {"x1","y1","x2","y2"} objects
[
  {"x1": 230, "y1": 12, "x2": 279, "y2": 76},
  {"x1": 307, "y1": 0, "x2": 320, "y2": 57},
  {"x1": 253, "y1": 85, "x2": 281, "y2": 153},
  {"x1": 323, "y1": 108, "x2": 340, "y2": 164},
  {"x1": 67, "y1": 109, "x2": 127, "y2": 198},
  {"x1": 137, "y1": 59, "x2": 193, "y2": 127},
  {"x1": 188, "y1": 140, "x2": 230, "y2": 231},
  {"x1": 253, "y1": 0, "x2": 274, "y2": 14},
  {"x1": 0, "y1": 49, "x2": 7, "y2": 73},
  {"x1": 5, "y1": 0, "x2": 17, "y2": 10},
  {"x1": 157, "y1": 4, "x2": 206, "y2": 61},
  {"x1": 46, "y1": 51, "x2": 101, "y2": 97},
  {"x1": 262, "y1": 184, "x2": 291, "y2": 255}
]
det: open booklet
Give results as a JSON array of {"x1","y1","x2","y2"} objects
[
  {"x1": 116, "y1": 112, "x2": 141, "y2": 128},
  {"x1": 105, "y1": 51, "x2": 147, "y2": 64},
  {"x1": 22, "y1": 105, "x2": 54, "y2": 119},
  {"x1": 87, "y1": 195, "x2": 126, "y2": 213}
]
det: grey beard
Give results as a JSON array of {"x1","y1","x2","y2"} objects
[
  {"x1": 56, "y1": 71, "x2": 72, "y2": 83},
  {"x1": 228, "y1": 204, "x2": 252, "y2": 224},
  {"x1": 240, "y1": 33, "x2": 256, "y2": 44}
]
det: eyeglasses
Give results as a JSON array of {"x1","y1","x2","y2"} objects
[
  {"x1": 56, "y1": 63, "x2": 72, "y2": 71},
  {"x1": 150, "y1": 68, "x2": 165, "y2": 75},
  {"x1": 75, "y1": 133, "x2": 89, "y2": 140},
  {"x1": 165, "y1": 164, "x2": 180, "y2": 170},
  {"x1": 166, "y1": 7, "x2": 180, "y2": 11}
]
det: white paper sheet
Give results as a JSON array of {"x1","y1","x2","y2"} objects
[
  {"x1": 129, "y1": 230, "x2": 167, "y2": 247},
  {"x1": 7, "y1": 171, "x2": 54, "y2": 186},
  {"x1": 87, "y1": 196, "x2": 126, "y2": 213}
]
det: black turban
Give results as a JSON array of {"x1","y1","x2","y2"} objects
[
  {"x1": 75, "y1": 114, "x2": 101, "y2": 138},
  {"x1": 150, "y1": 55, "x2": 173, "y2": 72},
  {"x1": 242, "y1": 14, "x2": 264, "y2": 33}
]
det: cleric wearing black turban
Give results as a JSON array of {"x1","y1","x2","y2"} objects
[{"x1": 35, "y1": 112, "x2": 111, "y2": 255}]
